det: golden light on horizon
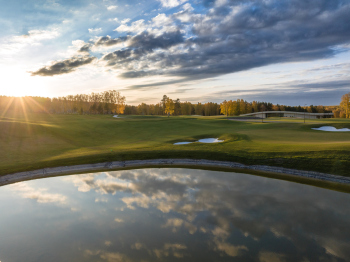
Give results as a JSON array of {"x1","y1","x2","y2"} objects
[{"x1": 0, "y1": 95, "x2": 52, "y2": 120}]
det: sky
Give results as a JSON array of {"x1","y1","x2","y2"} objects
[{"x1": 1, "y1": 0, "x2": 350, "y2": 106}]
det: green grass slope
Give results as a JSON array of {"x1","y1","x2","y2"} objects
[{"x1": 1, "y1": 112, "x2": 349, "y2": 176}]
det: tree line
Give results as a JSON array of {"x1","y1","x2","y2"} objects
[
  {"x1": 219, "y1": 100, "x2": 331, "y2": 116},
  {"x1": 0, "y1": 92, "x2": 335, "y2": 117},
  {"x1": 0, "y1": 90, "x2": 126, "y2": 115},
  {"x1": 125, "y1": 96, "x2": 331, "y2": 116},
  {"x1": 124, "y1": 95, "x2": 220, "y2": 116}
]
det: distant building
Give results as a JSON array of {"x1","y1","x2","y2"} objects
[{"x1": 240, "y1": 111, "x2": 334, "y2": 119}]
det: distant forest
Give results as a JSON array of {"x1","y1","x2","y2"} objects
[
  {"x1": 1, "y1": 91, "x2": 348, "y2": 118},
  {"x1": 0, "y1": 90, "x2": 126, "y2": 115},
  {"x1": 124, "y1": 95, "x2": 332, "y2": 116}
]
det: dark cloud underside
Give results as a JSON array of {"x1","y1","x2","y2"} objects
[
  {"x1": 31, "y1": 56, "x2": 96, "y2": 76},
  {"x1": 107, "y1": 0, "x2": 350, "y2": 83},
  {"x1": 95, "y1": 35, "x2": 129, "y2": 46},
  {"x1": 31, "y1": 0, "x2": 350, "y2": 85},
  {"x1": 102, "y1": 31, "x2": 184, "y2": 67},
  {"x1": 78, "y1": 44, "x2": 91, "y2": 53}
]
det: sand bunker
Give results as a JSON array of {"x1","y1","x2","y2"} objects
[
  {"x1": 113, "y1": 115, "x2": 119, "y2": 118},
  {"x1": 174, "y1": 138, "x2": 224, "y2": 145},
  {"x1": 312, "y1": 126, "x2": 350, "y2": 132}
]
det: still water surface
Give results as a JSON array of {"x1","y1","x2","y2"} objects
[{"x1": 0, "y1": 168, "x2": 349, "y2": 262}]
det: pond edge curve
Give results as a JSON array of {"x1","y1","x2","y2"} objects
[{"x1": 1, "y1": 159, "x2": 350, "y2": 187}]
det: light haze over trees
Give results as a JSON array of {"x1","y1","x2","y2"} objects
[{"x1": 0, "y1": 91, "x2": 125, "y2": 115}]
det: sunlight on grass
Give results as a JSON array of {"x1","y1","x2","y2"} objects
[{"x1": 0, "y1": 113, "x2": 349, "y2": 176}]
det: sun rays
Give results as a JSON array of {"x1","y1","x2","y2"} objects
[
  {"x1": 0, "y1": 96, "x2": 56, "y2": 137},
  {"x1": 0, "y1": 96, "x2": 15, "y2": 119}
]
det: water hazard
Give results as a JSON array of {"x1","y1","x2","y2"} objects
[{"x1": 0, "y1": 168, "x2": 349, "y2": 261}]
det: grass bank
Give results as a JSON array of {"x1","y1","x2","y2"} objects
[{"x1": 1, "y1": 111, "x2": 349, "y2": 176}]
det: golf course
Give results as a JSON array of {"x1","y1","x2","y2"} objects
[{"x1": 1, "y1": 111, "x2": 350, "y2": 177}]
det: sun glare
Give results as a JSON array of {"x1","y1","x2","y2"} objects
[{"x1": 1, "y1": 65, "x2": 48, "y2": 97}]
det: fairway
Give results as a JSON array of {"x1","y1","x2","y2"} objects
[{"x1": 1, "y1": 112, "x2": 350, "y2": 176}]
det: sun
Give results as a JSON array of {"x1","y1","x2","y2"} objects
[{"x1": 0, "y1": 65, "x2": 48, "y2": 97}]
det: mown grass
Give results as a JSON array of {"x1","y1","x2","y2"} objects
[{"x1": 1, "y1": 111, "x2": 350, "y2": 176}]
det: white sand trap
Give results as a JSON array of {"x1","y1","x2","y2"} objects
[
  {"x1": 198, "y1": 138, "x2": 224, "y2": 143},
  {"x1": 312, "y1": 126, "x2": 350, "y2": 132},
  {"x1": 174, "y1": 142, "x2": 193, "y2": 145},
  {"x1": 113, "y1": 115, "x2": 119, "y2": 118},
  {"x1": 174, "y1": 138, "x2": 224, "y2": 145}
]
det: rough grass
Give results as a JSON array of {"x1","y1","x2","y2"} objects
[{"x1": 1, "y1": 111, "x2": 350, "y2": 176}]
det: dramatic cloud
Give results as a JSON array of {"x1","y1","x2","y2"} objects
[
  {"x1": 31, "y1": 56, "x2": 96, "y2": 76},
  {"x1": 94, "y1": 35, "x2": 129, "y2": 47},
  {"x1": 22, "y1": 0, "x2": 350, "y2": 104},
  {"x1": 78, "y1": 44, "x2": 91, "y2": 52},
  {"x1": 67, "y1": 168, "x2": 350, "y2": 260},
  {"x1": 129, "y1": 30, "x2": 183, "y2": 49},
  {"x1": 92, "y1": 0, "x2": 350, "y2": 87},
  {"x1": 102, "y1": 30, "x2": 184, "y2": 67},
  {"x1": 31, "y1": 0, "x2": 350, "y2": 84},
  {"x1": 114, "y1": 19, "x2": 148, "y2": 33}
]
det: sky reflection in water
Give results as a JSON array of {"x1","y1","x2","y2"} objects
[{"x1": 0, "y1": 168, "x2": 349, "y2": 262}]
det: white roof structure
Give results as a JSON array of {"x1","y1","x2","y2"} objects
[{"x1": 240, "y1": 111, "x2": 333, "y2": 118}]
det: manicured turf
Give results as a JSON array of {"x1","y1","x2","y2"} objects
[{"x1": 1, "y1": 111, "x2": 350, "y2": 176}]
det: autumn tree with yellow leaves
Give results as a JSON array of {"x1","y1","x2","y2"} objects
[{"x1": 340, "y1": 93, "x2": 350, "y2": 118}]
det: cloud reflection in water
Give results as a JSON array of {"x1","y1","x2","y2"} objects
[{"x1": 0, "y1": 168, "x2": 349, "y2": 261}]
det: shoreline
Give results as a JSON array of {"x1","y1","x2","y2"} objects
[{"x1": 1, "y1": 159, "x2": 350, "y2": 187}]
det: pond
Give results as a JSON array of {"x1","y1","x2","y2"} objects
[{"x1": 0, "y1": 168, "x2": 349, "y2": 261}]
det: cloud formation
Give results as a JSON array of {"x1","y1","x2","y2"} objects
[
  {"x1": 94, "y1": 35, "x2": 129, "y2": 47},
  {"x1": 88, "y1": 28, "x2": 102, "y2": 34},
  {"x1": 67, "y1": 168, "x2": 350, "y2": 261},
  {"x1": 29, "y1": 0, "x2": 350, "y2": 102},
  {"x1": 78, "y1": 44, "x2": 91, "y2": 53},
  {"x1": 102, "y1": 30, "x2": 184, "y2": 67},
  {"x1": 95, "y1": 0, "x2": 350, "y2": 85},
  {"x1": 31, "y1": 56, "x2": 96, "y2": 76},
  {"x1": 158, "y1": 0, "x2": 188, "y2": 8},
  {"x1": 10, "y1": 183, "x2": 67, "y2": 205},
  {"x1": 107, "y1": 5, "x2": 118, "y2": 10}
]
